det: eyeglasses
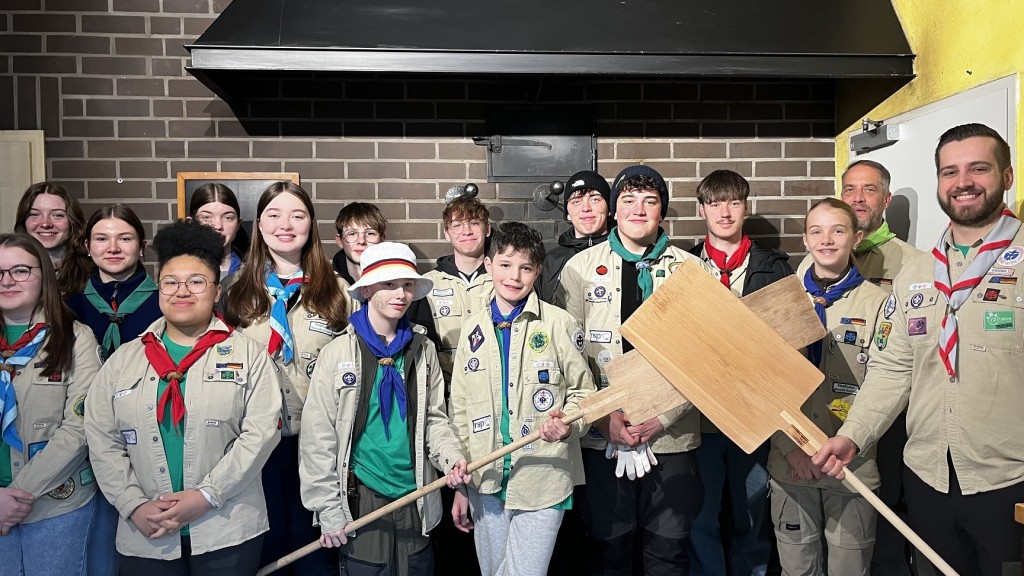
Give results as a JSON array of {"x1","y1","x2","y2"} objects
[
  {"x1": 0, "y1": 266, "x2": 39, "y2": 283},
  {"x1": 341, "y1": 229, "x2": 381, "y2": 244},
  {"x1": 447, "y1": 220, "x2": 485, "y2": 233},
  {"x1": 159, "y1": 275, "x2": 212, "y2": 296}
]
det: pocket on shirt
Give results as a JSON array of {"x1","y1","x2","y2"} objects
[
  {"x1": 968, "y1": 293, "x2": 1024, "y2": 353},
  {"x1": 203, "y1": 373, "x2": 248, "y2": 422},
  {"x1": 523, "y1": 367, "x2": 564, "y2": 416},
  {"x1": 901, "y1": 289, "x2": 940, "y2": 349}
]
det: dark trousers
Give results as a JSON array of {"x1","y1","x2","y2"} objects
[
  {"x1": 904, "y1": 460, "x2": 1024, "y2": 576},
  {"x1": 119, "y1": 535, "x2": 263, "y2": 576},
  {"x1": 578, "y1": 448, "x2": 703, "y2": 576},
  {"x1": 341, "y1": 482, "x2": 433, "y2": 576},
  {"x1": 260, "y1": 435, "x2": 339, "y2": 576},
  {"x1": 871, "y1": 413, "x2": 914, "y2": 576}
]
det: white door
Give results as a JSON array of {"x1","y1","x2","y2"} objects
[
  {"x1": 0, "y1": 130, "x2": 46, "y2": 232},
  {"x1": 850, "y1": 76, "x2": 1017, "y2": 251}
]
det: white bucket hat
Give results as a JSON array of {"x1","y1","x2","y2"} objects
[{"x1": 347, "y1": 242, "x2": 433, "y2": 302}]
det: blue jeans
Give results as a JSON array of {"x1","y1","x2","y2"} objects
[
  {"x1": 0, "y1": 492, "x2": 96, "y2": 576},
  {"x1": 87, "y1": 494, "x2": 119, "y2": 576},
  {"x1": 690, "y1": 432, "x2": 771, "y2": 576}
]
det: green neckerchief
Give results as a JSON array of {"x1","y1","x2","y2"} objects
[
  {"x1": 84, "y1": 274, "x2": 158, "y2": 354},
  {"x1": 607, "y1": 226, "x2": 670, "y2": 301},
  {"x1": 855, "y1": 220, "x2": 897, "y2": 254}
]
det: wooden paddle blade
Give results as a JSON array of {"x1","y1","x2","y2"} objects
[
  {"x1": 740, "y1": 275, "x2": 826, "y2": 350},
  {"x1": 575, "y1": 385, "x2": 630, "y2": 422},
  {"x1": 605, "y1": 350, "x2": 690, "y2": 424},
  {"x1": 621, "y1": 259, "x2": 823, "y2": 454}
]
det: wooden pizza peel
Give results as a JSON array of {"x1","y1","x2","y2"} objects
[
  {"x1": 619, "y1": 258, "x2": 958, "y2": 576},
  {"x1": 256, "y1": 274, "x2": 824, "y2": 575}
]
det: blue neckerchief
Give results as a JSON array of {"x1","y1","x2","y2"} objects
[
  {"x1": 349, "y1": 306, "x2": 413, "y2": 440},
  {"x1": 803, "y1": 266, "x2": 865, "y2": 366},
  {"x1": 265, "y1": 268, "x2": 304, "y2": 364},
  {"x1": 0, "y1": 326, "x2": 47, "y2": 452},
  {"x1": 227, "y1": 252, "x2": 242, "y2": 275},
  {"x1": 491, "y1": 298, "x2": 526, "y2": 498}
]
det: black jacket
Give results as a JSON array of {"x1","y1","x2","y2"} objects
[
  {"x1": 537, "y1": 228, "x2": 609, "y2": 303},
  {"x1": 689, "y1": 240, "x2": 793, "y2": 297}
]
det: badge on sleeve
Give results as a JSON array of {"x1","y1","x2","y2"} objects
[
  {"x1": 120, "y1": 429, "x2": 138, "y2": 445},
  {"x1": 47, "y1": 478, "x2": 75, "y2": 500},
  {"x1": 468, "y1": 325, "x2": 485, "y2": 353},
  {"x1": 875, "y1": 322, "x2": 892, "y2": 351},
  {"x1": 572, "y1": 328, "x2": 585, "y2": 353},
  {"x1": 882, "y1": 292, "x2": 897, "y2": 319},
  {"x1": 342, "y1": 372, "x2": 357, "y2": 386},
  {"x1": 472, "y1": 415, "x2": 491, "y2": 433},
  {"x1": 532, "y1": 388, "x2": 554, "y2": 412},
  {"x1": 521, "y1": 424, "x2": 534, "y2": 451},
  {"x1": 306, "y1": 359, "x2": 317, "y2": 378}
]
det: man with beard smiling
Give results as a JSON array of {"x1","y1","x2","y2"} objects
[
  {"x1": 557, "y1": 165, "x2": 712, "y2": 575},
  {"x1": 538, "y1": 170, "x2": 611, "y2": 303},
  {"x1": 814, "y1": 123, "x2": 1024, "y2": 576}
]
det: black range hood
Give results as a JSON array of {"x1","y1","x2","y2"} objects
[{"x1": 187, "y1": 0, "x2": 914, "y2": 85}]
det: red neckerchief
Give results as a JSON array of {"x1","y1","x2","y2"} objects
[
  {"x1": 703, "y1": 235, "x2": 752, "y2": 288},
  {"x1": 141, "y1": 325, "x2": 231, "y2": 432}
]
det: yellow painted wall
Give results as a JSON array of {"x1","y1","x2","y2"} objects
[{"x1": 835, "y1": 0, "x2": 1023, "y2": 210}]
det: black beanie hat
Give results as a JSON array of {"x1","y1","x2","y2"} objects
[
  {"x1": 610, "y1": 165, "x2": 669, "y2": 219},
  {"x1": 562, "y1": 170, "x2": 612, "y2": 218}
]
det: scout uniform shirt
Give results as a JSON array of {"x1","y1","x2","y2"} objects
[
  {"x1": 234, "y1": 276, "x2": 354, "y2": 436},
  {"x1": 449, "y1": 291, "x2": 596, "y2": 511},
  {"x1": 299, "y1": 324, "x2": 465, "y2": 535},
  {"x1": 1, "y1": 318, "x2": 100, "y2": 523},
  {"x1": 798, "y1": 222, "x2": 923, "y2": 292},
  {"x1": 419, "y1": 257, "x2": 494, "y2": 384},
  {"x1": 555, "y1": 242, "x2": 711, "y2": 454},
  {"x1": 839, "y1": 228, "x2": 1024, "y2": 495},
  {"x1": 84, "y1": 316, "x2": 282, "y2": 560},
  {"x1": 769, "y1": 280, "x2": 888, "y2": 491}
]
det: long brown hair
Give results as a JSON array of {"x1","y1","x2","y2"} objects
[
  {"x1": 0, "y1": 234, "x2": 75, "y2": 376},
  {"x1": 223, "y1": 182, "x2": 347, "y2": 330},
  {"x1": 14, "y1": 182, "x2": 93, "y2": 295}
]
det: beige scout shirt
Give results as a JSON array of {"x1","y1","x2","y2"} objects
[
  {"x1": 798, "y1": 234, "x2": 922, "y2": 293},
  {"x1": 299, "y1": 324, "x2": 465, "y2": 535},
  {"x1": 421, "y1": 268, "x2": 493, "y2": 384},
  {"x1": 554, "y1": 242, "x2": 712, "y2": 454},
  {"x1": 839, "y1": 226, "x2": 1024, "y2": 495},
  {"x1": 449, "y1": 292, "x2": 595, "y2": 511},
  {"x1": 234, "y1": 277, "x2": 355, "y2": 436},
  {"x1": 769, "y1": 281, "x2": 887, "y2": 491},
  {"x1": 5, "y1": 319, "x2": 100, "y2": 523},
  {"x1": 84, "y1": 317, "x2": 282, "y2": 559}
]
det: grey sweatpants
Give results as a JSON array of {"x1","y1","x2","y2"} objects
[{"x1": 466, "y1": 488, "x2": 565, "y2": 576}]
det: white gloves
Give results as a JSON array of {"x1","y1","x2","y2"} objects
[{"x1": 604, "y1": 442, "x2": 659, "y2": 480}]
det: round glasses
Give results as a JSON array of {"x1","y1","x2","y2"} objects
[
  {"x1": 0, "y1": 266, "x2": 39, "y2": 283},
  {"x1": 159, "y1": 276, "x2": 212, "y2": 296},
  {"x1": 447, "y1": 220, "x2": 485, "y2": 233},
  {"x1": 341, "y1": 229, "x2": 381, "y2": 244}
]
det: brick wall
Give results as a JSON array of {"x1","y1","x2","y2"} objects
[{"x1": 1, "y1": 0, "x2": 836, "y2": 266}]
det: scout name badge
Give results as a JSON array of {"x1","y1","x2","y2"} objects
[{"x1": 619, "y1": 259, "x2": 960, "y2": 576}]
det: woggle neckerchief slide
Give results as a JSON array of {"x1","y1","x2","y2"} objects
[{"x1": 256, "y1": 271, "x2": 828, "y2": 576}]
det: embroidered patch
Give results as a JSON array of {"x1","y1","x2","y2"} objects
[
  {"x1": 828, "y1": 399, "x2": 852, "y2": 422},
  {"x1": 308, "y1": 320, "x2": 334, "y2": 337},
  {"x1": 989, "y1": 267, "x2": 1014, "y2": 276},
  {"x1": 596, "y1": 265, "x2": 608, "y2": 276},
  {"x1": 472, "y1": 415, "x2": 491, "y2": 433},
  {"x1": 996, "y1": 246, "x2": 1024, "y2": 267},
  {"x1": 656, "y1": 269, "x2": 666, "y2": 278},
  {"x1": 120, "y1": 429, "x2": 137, "y2": 445},
  {"x1": 908, "y1": 282, "x2": 932, "y2": 291},
  {"x1": 594, "y1": 286, "x2": 607, "y2": 298},
  {"x1": 47, "y1": 478, "x2": 75, "y2": 500},
  {"x1": 80, "y1": 467, "x2": 95, "y2": 486},
  {"x1": 907, "y1": 317, "x2": 927, "y2": 336},
  {"x1": 840, "y1": 317, "x2": 866, "y2": 326},
  {"x1": 216, "y1": 362, "x2": 243, "y2": 370},
  {"x1": 538, "y1": 369, "x2": 550, "y2": 384},
  {"x1": 468, "y1": 325, "x2": 485, "y2": 353},
  {"x1": 983, "y1": 309, "x2": 1015, "y2": 331},
  {"x1": 589, "y1": 330, "x2": 612, "y2": 343},
  {"x1": 832, "y1": 381, "x2": 860, "y2": 395},
  {"x1": 205, "y1": 419, "x2": 220, "y2": 427},
  {"x1": 528, "y1": 331, "x2": 549, "y2": 353},
  {"x1": 306, "y1": 359, "x2": 317, "y2": 378},
  {"x1": 843, "y1": 330, "x2": 857, "y2": 345},
  {"x1": 910, "y1": 293, "x2": 924, "y2": 308},
  {"x1": 521, "y1": 424, "x2": 534, "y2": 451},
  {"x1": 216, "y1": 344, "x2": 232, "y2": 357},
  {"x1": 432, "y1": 288, "x2": 454, "y2": 297},
  {"x1": 572, "y1": 328, "x2": 585, "y2": 353},
  {"x1": 883, "y1": 293, "x2": 897, "y2": 319},
  {"x1": 220, "y1": 370, "x2": 235, "y2": 380},
  {"x1": 28, "y1": 441, "x2": 47, "y2": 459},
  {"x1": 875, "y1": 322, "x2": 892, "y2": 350},
  {"x1": 342, "y1": 372, "x2": 357, "y2": 386},
  {"x1": 73, "y1": 396, "x2": 85, "y2": 418},
  {"x1": 983, "y1": 288, "x2": 1001, "y2": 302},
  {"x1": 532, "y1": 388, "x2": 554, "y2": 412},
  {"x1": 989, "y1": 276, "x2": 1018, "y2": 285},
  {"x1": 439, "y1": 305, "x2": 451, "y2": 316},
  {"x1": 466, "y1": 357, "x2": 481, "y2": 372},
  {"x1": 532, "y1": 360, "x2": 555, "y2": 368}
]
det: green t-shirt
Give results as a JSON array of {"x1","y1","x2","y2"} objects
[
  {"x1": 0, "y1": 324, "x2": 29, "y2": 488},
  {"x1": 352, "y1": 353, "x2": 416, "y2": 499},
  {"x1": 954, "y1": 242, "x2": 971, "y2": 258},
  {"x1": 157, "y1": 333, "x2": 192, "y2": 533}
]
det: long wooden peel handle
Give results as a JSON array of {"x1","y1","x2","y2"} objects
[
  {"x1": 256, "y1": 410, "x2": 589, "y2": 576},
  {"x1": 779, "y1": 411, "x2": 959, "y2": 576}
]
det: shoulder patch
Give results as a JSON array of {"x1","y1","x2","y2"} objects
[{"x1": 572, "y1": 328, "x2": 585, "y2": 353}]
